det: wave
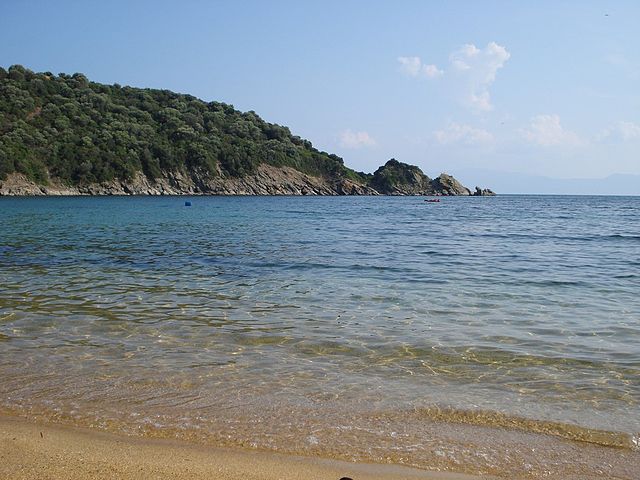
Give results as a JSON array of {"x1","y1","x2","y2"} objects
[
  {"x1": 411, "y1": 406, "x2": 638, "y2": 449},
  {"x1": 471, "y1": 232, "x2": 640, "y2": 243}
]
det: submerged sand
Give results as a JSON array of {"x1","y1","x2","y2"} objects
[{"x1": 0, "y1": 414, "x2": 493, "y2": 480}]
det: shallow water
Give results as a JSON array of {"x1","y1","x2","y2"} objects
[{"x1": 1, "y1": 195, "x2": 639, "y2": 475}]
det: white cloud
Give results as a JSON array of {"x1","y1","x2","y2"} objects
[
  {"x1": 598, "y1": 121, "x2": 640, "y2": 141},
  {"x1": 433, "y1": 122, "x2": 494, "y2": 145},
  {"x1": 398, "y1": 42, "x2": 510, "y2": 111},
  {"x1": 449, "y1": 42, "x2": 510, "y2": 111},
  {"x1": 617, "y1": 121, "x2": 640, "y2": 140},
  {"x1": 398, "y1": 56, "x2": 443, "y2": 78},
  {"x1": 522, "y1": 114, "x2": 582, "y2": 147},
  {"x1": 339, "y1": 129, "x2": 377, "y2": 149},
  {"x1": 398, "y1": 56, "x2": 421, "y2": 76},
  {"x1": 423, "y1": 64, "x2": 444, "y2": 78},
  {"x1": 618, "y1": 121, "x2": 640, "y2": 139}
]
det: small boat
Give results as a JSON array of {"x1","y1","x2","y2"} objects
[{"x1": 424, "y1": 199, "x2": 440, "y2": 203}]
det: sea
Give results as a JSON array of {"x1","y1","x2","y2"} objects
[{"x1": 1, "y1": 195, "x2": 639, "y2": 477}]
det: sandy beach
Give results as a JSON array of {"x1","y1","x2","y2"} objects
[{"x1": 0, "y1": 415, "x2": 497, "y2": 480}]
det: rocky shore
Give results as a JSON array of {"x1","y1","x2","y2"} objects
[
  {"x1": 0, "y1": 162, "x2": 495, "y2": 197},
  {"x1": 0, "y1": 165, "x2": 375, "y2": 196}
]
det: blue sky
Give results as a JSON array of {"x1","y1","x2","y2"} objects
[{"x1": 2, "y1": 1, "x2": 639, "y2": 186}]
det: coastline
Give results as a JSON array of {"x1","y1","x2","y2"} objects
[
  {"x1": 0, "y1": 414, "x2": 492, "y2": 480},
  {"x1": 0, "y1": 167, "x2": 493, "y2": 197}
]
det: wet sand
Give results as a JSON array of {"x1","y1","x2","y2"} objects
[{"x1": 0, "y1": 414, "x2": 494, "y2": 480}]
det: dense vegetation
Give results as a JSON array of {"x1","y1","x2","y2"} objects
[{"x1": 0, "y1": 65, "x2": 368, "y2": 185}]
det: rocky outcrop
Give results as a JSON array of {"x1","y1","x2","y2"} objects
[
  {"x1": 370, "y1": 159, "x2": 432, "y2": 195},
  {"x1": 473, "y1": 186, "x2": 496, "y2": 196},
  {"x1": 0, "y1": 174, "x2": 78, "y2": 196},
  {"x1": 368, "y1": 159, "x2": 494, "y2": 196},
  {"x1": 334, "y1": 178, "x2": 379, "y2": 196},
  {"x1": 430, "y1": 173, "x2": 471, "y2": 196},
  {"x1": 0, "y1": 162, "x2": 493, "y2": 197}
]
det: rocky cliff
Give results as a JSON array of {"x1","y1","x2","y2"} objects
[{"x1": 0, "y1": 165, "x2": 380, "y2": 196}]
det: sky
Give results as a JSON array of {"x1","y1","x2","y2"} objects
[{"x1": 1, "y1": 1, "x2": 639, "y2": 190}]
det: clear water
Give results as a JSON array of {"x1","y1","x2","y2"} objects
[{"x1": 1, "y1": 195, "x2": 639, "y2": 476}]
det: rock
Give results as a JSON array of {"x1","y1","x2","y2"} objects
[
  {"x1": 0, "y1": 162, "x2": 493, "y2": 197},
  {"x1": 474, "y1": 186, "x2": 496, "y2": 196},
  {"x1": 335, "y1": 178, "x2": 378, "y2": 195},
  {"x1": 430, "y1": 173, "x2": 471, "y2": 196},
  {"x1": 367, "y1": 160, "x2": 484, "y2": 196},
  {"x1": 369, "y1": 159, "x2": 433, "y2": 195}
]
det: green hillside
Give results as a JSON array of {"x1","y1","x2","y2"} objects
[{"x1": 0, "y1": 65, "x2": 368, "y2": 185}]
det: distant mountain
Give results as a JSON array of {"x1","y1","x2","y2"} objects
[
  {"x1": 456, "y1": 169, "x2": 640, "y2": 195},
  {"x1": 0, "y1": 65, "x2": 491, "y2": 196}
]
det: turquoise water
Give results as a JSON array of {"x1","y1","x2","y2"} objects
[{"x1": 1, "y1": 195, "x2": 639, "y2": 473}]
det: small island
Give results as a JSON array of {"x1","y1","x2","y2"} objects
[{"x1": 0, "y1": 65, "x2": 494, "y2": 197}]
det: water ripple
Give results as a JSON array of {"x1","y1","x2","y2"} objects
[{"x1": 1, "y1": 195, "x2": 639, "y2": 470}]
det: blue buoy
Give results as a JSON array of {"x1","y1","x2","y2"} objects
[{"x1": 185, "y1": 201, "x2": 192, "y2": 207}]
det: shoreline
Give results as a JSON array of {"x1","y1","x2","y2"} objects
[
  {"x1": 0, "y1": 414, "x2": 493, "y2": 480},
  {"x1": 0, "y1": 168, "x2": 492, "y2": 197},
  {"x1": 2, "y1": 412, "x2": 639, "y2": 480}
]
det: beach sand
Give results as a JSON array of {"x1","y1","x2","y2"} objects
[{"x1": 0, "y1": 414, "x2": 496, "y2": 480}]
